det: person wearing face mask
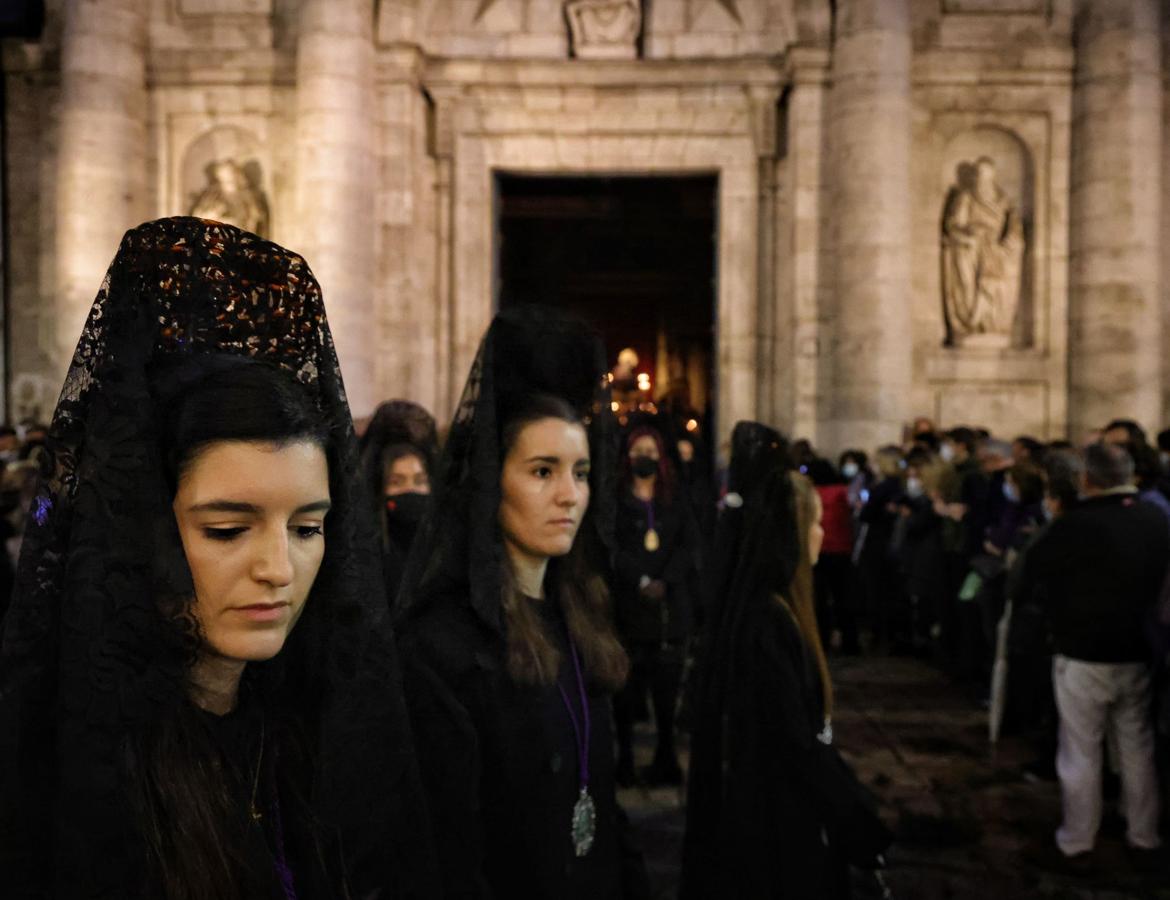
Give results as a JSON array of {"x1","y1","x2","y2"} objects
[
  {"x1": 1006, "y1": 450, "x2": 1085, "y2": 780},
  {"x1": 612, "y1": 425, "x2": 699, "y2": 786},
  {"x1": 360, "y1": 400, "x2": 438, "y2": 606},
  {"x1": 1011, "y1": 443, "x2": 1167, "y2": 863},
  {"x1": 893, "y1": 452, "x2": 948, "y2": 656},
  {"x1": 856, "y1": 447, "x2": 907, "y2": 650},
  {"x1": 681, "y1": 422, "x2": 890, "y2": 899}
]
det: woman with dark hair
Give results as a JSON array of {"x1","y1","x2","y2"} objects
[
  {"x1": 360, "y1": 399, "x2": 440, "y2": 602},
  {"x1": 396, "y1": 307, "x2": 642, "y2": 899},
  {"x1": 612, "y1": 424, "x2": 698, "y2": 786},
  {"x1": 681, "y1": 422, "x2": 890, "y2": 899},
  {"x1": 0, "y1": 218, "x2": 435, "y2": 898}
]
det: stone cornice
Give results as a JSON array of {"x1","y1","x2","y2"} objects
[{"x1": 420, "y1": 54, "x2": 787, "y2": 92}]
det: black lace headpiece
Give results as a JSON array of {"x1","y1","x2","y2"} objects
[
  {"x1": 359, "y1": 399, "x2": 439, "y2": 503},
  {"x1": 693, "y1": 421, "x2": 798, "y2": 714},
  {"x1": 0, "y1": 217, "x2": 432, "y2": 896},
  {"x1": 396, "y1": 305, "x2": 615, "y2": 630}
]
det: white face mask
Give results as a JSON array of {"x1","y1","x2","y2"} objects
[
  {"x1": 842, "y1": 461, "x2": 859, "y2": 480},
  {"x1": 905, "y1": 476, "x2": 924, "y2": 499},
  {"x1": 939, "y1": 443, "x2": 956, "y2": 463}
]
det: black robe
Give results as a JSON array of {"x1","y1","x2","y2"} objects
[
  {"x1": 399, "y1": 592, "x2": 633, "y2": 900},
  {"x1": 612, "y1": 490, "x2": 699, "y2": 645},
  {"x1": 682, "y1": 597, "x2": 853, "y2": 899}
]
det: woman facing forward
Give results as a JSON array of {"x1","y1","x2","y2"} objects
[
  {"x1": 396, "y1": 307, "x2": 646, "y2": 899},
  {"x1": 0, "y1": 218, "x2": 436, "y2": 899},
  {"x1": 681, "y1": 421, "x2": 890, "y2": 899}
]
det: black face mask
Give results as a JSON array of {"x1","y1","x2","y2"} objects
[
  {"x1": 631, "y1": 455, "x2": 659, "y2": 479},
  {"x1": 384, "y1": 491, "x2": 429, "y2": 547}
]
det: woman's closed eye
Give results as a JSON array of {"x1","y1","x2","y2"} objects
[
  {"x1": 202, "y1": 524, "x2": 324, "y2": 541},
  {"x1": 203, "y1": 525, "x2": 247, "y2": 541}
]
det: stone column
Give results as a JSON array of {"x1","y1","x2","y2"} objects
[
  {"x1": 825, "y1": 0, "x2": 913, "y2": 453},
  {"x1": 1069, "y1": 0, "x2": 1162, "y2": 439},
  {"x1": 54, "y1": 0, "x2": 147, "y2": 377},
  {"x1": 294, "y1": 0, "x2": 378, "y2": 416}
]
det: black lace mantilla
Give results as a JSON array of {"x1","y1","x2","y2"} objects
[
  {"x1": 396, "y1": 305, "x2": 617, "y2": 632},
  {"x1": 0, "y1": 217, "x2": 433, "y2": 897}
]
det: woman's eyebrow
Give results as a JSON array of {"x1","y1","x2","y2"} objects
[
  {"x1": 523, "y1": 455, "x2": 561, "y2": 464},
  {"x1": 188, "y1": 500, "x2": 260, "y2": 514},
  {"x1": 187, "y1": 499, "x2": 332, "y2": 514}
]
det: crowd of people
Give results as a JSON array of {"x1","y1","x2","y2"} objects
[
  {"x1": 788, "y1": 417, "x2": 1170, "y2": 868},
  {"x1": 0, "y1": 213, "x2": 1163, "y2": 898}
]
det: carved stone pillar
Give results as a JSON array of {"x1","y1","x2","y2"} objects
[
  {"x1": 294, "y1": 0, "x2": 378, "y2": 416},
  {"x1": 1069, "y1": 0, "x2": 1162, "y2": 438},
  {"x1": 825, "y1": 0, "x2": 913, "y2": 452},
  {"x1": 54, "y1": 0, "x2": 147, "y2": 376}
]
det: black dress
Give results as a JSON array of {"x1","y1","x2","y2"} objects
[
  {"x1": 611, "y1": 488, "x2": 698, "y2": 776},
  {"x1": 681, "y1": 422, "x2": 890, "y2": 900},
  {"x1": 401, "y1": 592, "x2": 627, "y2": 899},
  {"x1": 193, "y1": 697, "x2": 348, "y2": 899},
  {"x1": 683, "y1": 598, "x2": 850, "y2": 898}
]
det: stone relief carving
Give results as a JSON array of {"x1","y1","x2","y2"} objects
[
  {"x1": 565, "y1": 0, "x2": 642, "y2": 59},
  {"x1": 940, "y1": 156, "x2": 1025, "y2": 348},
  {"x1": 188, "y1": 159, "x2": 270, "y2": 237}
]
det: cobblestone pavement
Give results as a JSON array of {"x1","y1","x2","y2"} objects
[{"x1": 619, "y1": 655, "x2": 1170, "y2": 900}]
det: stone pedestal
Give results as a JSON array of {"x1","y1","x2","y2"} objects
[
  {"x1": 825, "y1": 0, "x2": 914, "y2": 453},
  {"x1": 1068, "y1": 0, "x2": 1162, "y2": 438},
  {"x1": 53, "y1": 0, "x2": 147, "y2": 377},
  {"x1": 294, "y1": 0, "x2": 378, "y2": 416}
]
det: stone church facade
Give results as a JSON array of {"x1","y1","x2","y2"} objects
[{"x1": 3, "y1": 0, "x2": 1168, "y2": 452}]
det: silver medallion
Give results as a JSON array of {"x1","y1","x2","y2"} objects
[{"x1": 571, "y1": 786, "x2": 596, "y2": 857}]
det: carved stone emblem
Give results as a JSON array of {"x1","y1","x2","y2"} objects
[
  {"x1": 189, "y1": 159, "x2": 270, "y2": 237},
  {"x1": 940, "y1": 156, "x2": 1025, "y2": 348},
  {"x1": 565, "y1": 0, "x2": 642, "y2": 59}
]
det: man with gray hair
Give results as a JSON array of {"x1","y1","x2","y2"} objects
[{"x1": 1014, "y1": 442, "x2": 1167, "y2": 860}]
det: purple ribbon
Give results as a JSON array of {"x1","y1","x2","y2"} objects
[{"x1": 556, "y1": 636, "x2": 591, "y2": 790}]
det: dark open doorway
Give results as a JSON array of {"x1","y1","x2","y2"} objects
[{"x1": 494, "y1": 173, "x2": 718, "y2": 443}]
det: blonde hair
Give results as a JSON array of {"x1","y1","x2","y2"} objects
[{"x1": 783, "y1": 472, "x2": 834, "y2": 718}]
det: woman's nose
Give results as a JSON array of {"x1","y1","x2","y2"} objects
[{"x1": 252, "y1": 528, "x2": 294, "y2": 587}]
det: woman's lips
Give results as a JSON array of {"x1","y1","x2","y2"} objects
[{"x1": 230, "y1": 602, "x2": 290, "y2": 622}]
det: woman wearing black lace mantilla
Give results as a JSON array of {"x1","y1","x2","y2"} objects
[
  {"x1": 0, "y1": 218, "x2": 437, "y2": 898},
  {"x1": 681, "y1": 422, "x2": 891, "y2": 899},
  {"x1": 359, "y1": 399, "x2": 440, "y2": 606},
  {"x1": 396, "y1": 307, "x2": 647, "y2": 899}
]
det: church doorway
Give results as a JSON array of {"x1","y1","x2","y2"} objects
[{"x1": 495, "y1": 173, "x2": 718, "y2": 454}]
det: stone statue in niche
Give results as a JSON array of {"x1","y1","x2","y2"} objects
[
  {"x1": 940, "y1": 156, "x2": 1025, "y2": 348},
  {"x1": 189, "y1": 159, "x2": 270, "y2": 237},
  {"x1": 565, "y1": 0, "x2": 642, "y2": 59}
]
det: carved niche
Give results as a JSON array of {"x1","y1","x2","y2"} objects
[
  {"x1": 180, "y1": 125, "x2": 271, "y2": 238},
  {"x1": 939, "y1": 128, "x2": 1033, "y2": 350}
]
